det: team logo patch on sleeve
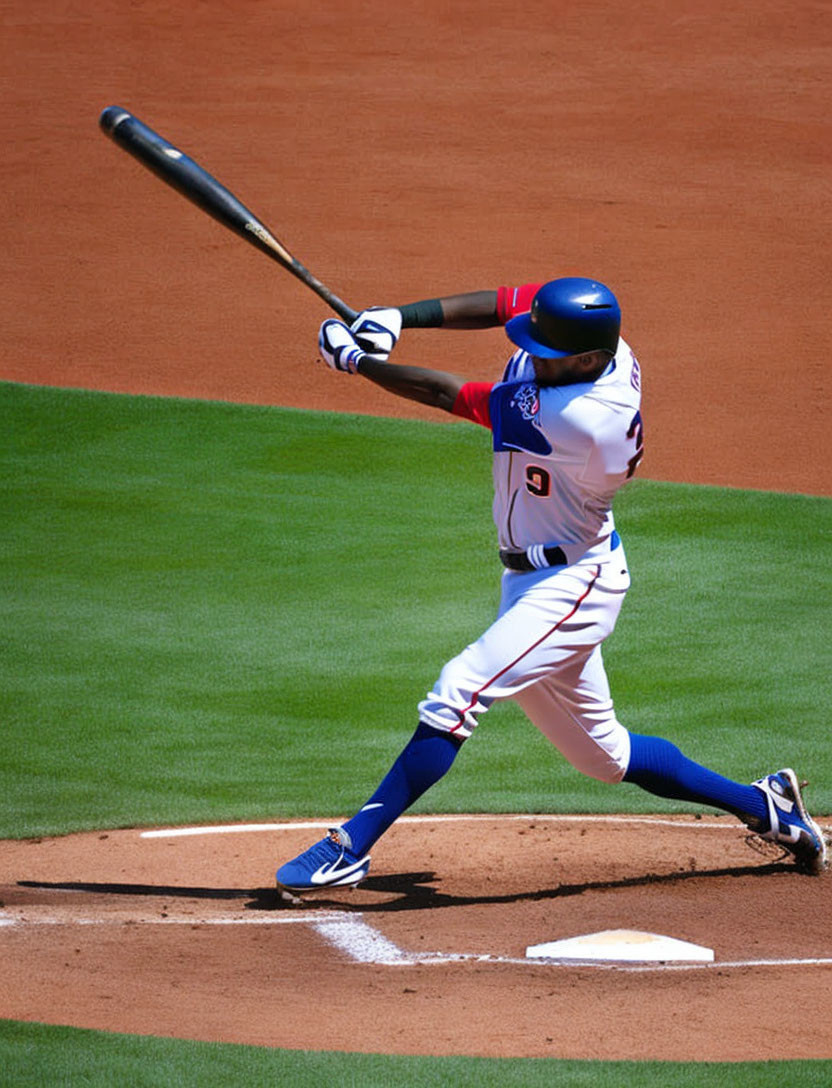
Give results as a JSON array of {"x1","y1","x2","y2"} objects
[
  {"x1": 489, "y1": 382, "x2": 553, "y2": 455},
  {"x1": 513, "y1": 383, "x2": 539, "y2": 420}
]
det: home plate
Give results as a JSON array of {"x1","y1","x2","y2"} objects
[{"x1": 526, "y1": 929, "x2": 714, "y2": 963}]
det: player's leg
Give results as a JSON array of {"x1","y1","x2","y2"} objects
[
  {"x1": 338, "y1": 722, "x2": 463, "y2": 854},
  {"x1": 334, "y1": 564, "x2": 622, "y2": 858},
  {"x1": 515, "y1": 645, "x2": 826, "y2": 872},
  {"x1": 516, "y1": 649, "x2": 767, "y2": 817},
  {"x1": 275, "y1": 721, "x2": 462, "y2": 892},
  {"x1": 418, "y1": 561, "x2": 619, "y2": 737},
  {"x1": 623, "y1": 733, "x2": 826, "y2": 871},
  {"x1": 512, "y1": 645, "x2": 629, "y2": 783},
  {"x1": 276, "y1": 564, "x2": 604, "y2": 893}
]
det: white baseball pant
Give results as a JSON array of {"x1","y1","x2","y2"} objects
[{"x1": 417, "y1": 548, "x2": 632, "y2": 783}]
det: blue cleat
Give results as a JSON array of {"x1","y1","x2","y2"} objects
[
  {"x1": 276, "y1": 826, "x2": 371, "y2": 892},
  {"x1": 751, "y1": 768, "x2": 828, "y2": 874}
]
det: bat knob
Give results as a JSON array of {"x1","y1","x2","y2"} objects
[{"x1": 99, "y1": 105, "x2": 132, "y2": 136}]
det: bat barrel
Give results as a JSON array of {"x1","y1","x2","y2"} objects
[
  {"x1": 99, "y1": 107, "x2": 357, "y2": 322},
  {"x1": 99, "y1": 107, "x2": 259, "y2": 245},
  {"x1": 99, "y1": 105, "x2": 133, "y2": 136}
]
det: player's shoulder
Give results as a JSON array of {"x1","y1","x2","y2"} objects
[
  {"x1": 584, "y1": 339, "x2": 642, "y2": 409},
  {"x1": 534, "y1": 341, "x2": 641, "y2": 442},
  {"x1": 488, "y1": 379, "x2": 552, "y2": 455},
  {"x1": 501, "y1": 349, "x2": 535, "y2": 383},
  {"x1": 612, "y1": 339, "x2": 642, "y2": 395}
]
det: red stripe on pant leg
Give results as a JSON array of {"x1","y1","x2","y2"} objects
[{"x1": 449, "y1": 565, "x2": 602, "y2": 734}]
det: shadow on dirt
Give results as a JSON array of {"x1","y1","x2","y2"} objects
[{"x1": 17, "y1": 856, "x2": 797, "y2": 915}]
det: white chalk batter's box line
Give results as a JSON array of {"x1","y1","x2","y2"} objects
[
  {"x1": 140, "y1": 812, "x2": 832, "y2": 839},
  {"x1": 1, "y1": 908, "x2": 831, "y2": 973}
]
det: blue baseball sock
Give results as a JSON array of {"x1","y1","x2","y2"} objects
[
  {"x1": 342, "y1": 722, "x2": 463, "y2": 856},
  {"x1": 624, "y1": 732, "x2": 768, "y2": 827}
]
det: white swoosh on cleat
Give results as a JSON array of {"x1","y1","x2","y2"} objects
[{"x1": 310, "y1": 859, "x2": 365, "y2": 885}]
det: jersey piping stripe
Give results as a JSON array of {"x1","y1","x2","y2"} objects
[
  {"x1": 506, "y1": 458, "x2": 519, "y2": 548},
  {"x1": 449, "y1": 564, "x2": 602, "y2": 734}
]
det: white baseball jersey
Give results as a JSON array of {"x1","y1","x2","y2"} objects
[{"x1": 455, "y1": 338, "x2": 644, "y2": 563}]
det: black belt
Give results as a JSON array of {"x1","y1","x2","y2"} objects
[{"x1": 499, "y1": 545, "x2": 568, "y2": 572}]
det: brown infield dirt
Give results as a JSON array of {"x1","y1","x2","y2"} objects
[
  {"x1": 3, "y1": 0, "x2": 830, "y2": 1066},
  {"x1": 2, "y1": 817, "x2": 832, "y2": 1062}
]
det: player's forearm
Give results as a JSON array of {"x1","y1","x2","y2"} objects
[
  {"x1": 357, "y1": 357, "x2": 465, "y2": 413},
  {"x1": 398, "y1": 290, "x2": 499, "y2": 330}
]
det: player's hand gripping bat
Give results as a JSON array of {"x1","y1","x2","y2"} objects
[{"x1": 99, "y1": 106, "x2": 357, "y2": 322}]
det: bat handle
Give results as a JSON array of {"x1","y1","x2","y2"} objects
[{"x1": 296, "y1": 273, "x2": 357, "y2": 323}]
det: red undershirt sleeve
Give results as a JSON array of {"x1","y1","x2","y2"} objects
[
  {"x1": 451, "y1": 382, "x2": 495, "y2": 428},
  {"x1": 495, "y1": 283, "x2": 544, "y2": 324}
]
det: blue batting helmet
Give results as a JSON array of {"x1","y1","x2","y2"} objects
[{"x1": 505, "y1": 278, "x2": 621, "y2": 358}]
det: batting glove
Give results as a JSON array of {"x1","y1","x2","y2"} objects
[
  {"x1": 350, "y1": 307, "x2": 402, "y2": 362},
  {"x1": 318, "y1": 319, "x2": 366, "y2": 374}
]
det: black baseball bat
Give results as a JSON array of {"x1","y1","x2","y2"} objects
[{"x1": 99, "y1": 106, "x2": 357, "y2": 322}]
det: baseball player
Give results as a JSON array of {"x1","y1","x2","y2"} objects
[{"x1": 276, "y1": 277, "x2": 827, "y2": 892}]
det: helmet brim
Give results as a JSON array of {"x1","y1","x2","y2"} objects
[{"x1": 505, "y1": 313, "x2": 572, "y2": 359}]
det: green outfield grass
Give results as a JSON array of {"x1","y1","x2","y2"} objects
[
  {"x1": 2, "y1": 380, "x2": 831, "y2": 1084},
  {"x1": 3, "y1": 379, "x2": 831, "y2": 838},
  {"x1": 1, "y1": 1021, "x2": 831, "y2": 1087}
]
